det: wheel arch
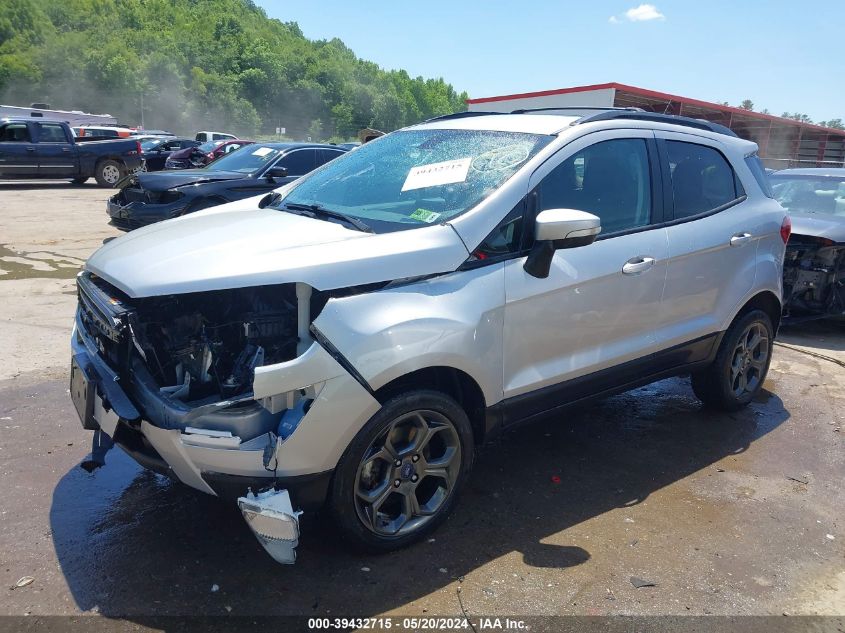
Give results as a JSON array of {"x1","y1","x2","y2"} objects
[
  {"x1": 373, "y1": 366, "x2": 487, "y2": 445},
  {"x1": 733, "y1": 290, "x2": 782, "y2": 334},
  {"x1": 95, "y1": 155, "x2": 125, "y2": 167}
]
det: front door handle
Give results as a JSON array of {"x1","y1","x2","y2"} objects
[
  {"x1": 622, "y1": 256, "x2": 656, "y2": 275},
  {"x1": 26, "y1": 147, "x2": 35, "y2": 152},
  {"x1": 730, "y1": 232, "x2": 752, "y2": 247}
]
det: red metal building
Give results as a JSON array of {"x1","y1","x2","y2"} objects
[{"x1": 466, "y1": 82, "x2": 845, "y2": 169}]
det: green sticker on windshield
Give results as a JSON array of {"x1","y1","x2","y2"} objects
[{"x1": 410, "y1": 208, "x2": 442, "y2": 223}]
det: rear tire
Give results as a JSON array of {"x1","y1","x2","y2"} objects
[
  {"x1": 691, "y1": 309, "x2": 774, "y2": 411},
  {"x1": 94, "y1": 160, "x2": 124, "y2": 187},
  {"x1": 329, "y1": 390, "x2": 474, "y2": 553}
]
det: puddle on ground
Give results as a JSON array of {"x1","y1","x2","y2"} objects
[{"x1": 0, "y1": 243, "x2": 83, "y2": 280}]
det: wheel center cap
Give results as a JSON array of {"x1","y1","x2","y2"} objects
[{"x1": 400, "y1": 462, "x2": 415, "y2": 480}]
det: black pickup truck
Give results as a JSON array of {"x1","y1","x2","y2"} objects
[{"x1": 0, "y1": 119, "x2": 143, "y2": 187}]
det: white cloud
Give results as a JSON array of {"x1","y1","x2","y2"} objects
[{"x1": 610, "y1": 4, "x2": 666, "y2": 23}]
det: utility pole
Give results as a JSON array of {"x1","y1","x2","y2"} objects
[{"x1": 140, "y1": 92, "x2": 145, "y2": 129}]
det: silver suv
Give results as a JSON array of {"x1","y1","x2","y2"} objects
[{"x1": 70, "y1": 109, "x2": 789, "y2": 563}]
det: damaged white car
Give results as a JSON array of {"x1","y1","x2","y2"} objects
[{"x1": 71, "y1": 109, "x2": 787, "y2": 563}]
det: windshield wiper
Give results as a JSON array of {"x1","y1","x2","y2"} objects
[{"x1": 281, "y1": 202, "x2": 373, "y2": 233}]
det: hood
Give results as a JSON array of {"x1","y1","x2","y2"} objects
[
  {"x1": 134, "y1": 169, "x2": 245, "y2": 191},
  {"x1": 85, "y1": 205, "x2": 470, "y2": 298},
  {"x1": 790, "y1": 212, "x2": 845, "y2": 244}
]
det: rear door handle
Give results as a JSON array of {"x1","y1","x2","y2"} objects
[
  {"x1": 622, "y1": 256, "x2": 656, "y2": 275},
  {"x1": 26, "y1": 147, "x2": 35, "y2": 152},
  {"x1": 730, "y1": 232, "x2": 752, "y2": 246}
]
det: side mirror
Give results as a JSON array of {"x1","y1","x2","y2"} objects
[
  {"x1": 258, "y1": 192, "x2": 282, "y2": 209},
  {"x1": 524, "y1": 209, "x2": 601, "y2": 278},
  {"x1": 267, "y1": 166, "x2": 288, "y2": 180}
]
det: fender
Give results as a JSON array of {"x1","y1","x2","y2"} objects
[{"x1": 312, "y1": 264, "x2": 506, "y2": 408}]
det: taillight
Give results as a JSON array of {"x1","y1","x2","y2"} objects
[
  {"x1": 136, "y1": 140, "x2": 141, "y2": 155},
  {"x1": 780, "y1": 216, "x2": 791, "y2": 244}
]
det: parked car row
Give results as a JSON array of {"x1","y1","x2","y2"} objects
[
  {"x1": 107, "y1": 142, "x2": 347, "y2": 230},
  {"x1": 139, "y1": 137, "x2": 201, "y2": 171},
  {"x1": 71, "y1": 108, "x2": 794, "y2": 565},
  {"x1": 163, "y1": 139, "x2": 254, "y2": 170}
]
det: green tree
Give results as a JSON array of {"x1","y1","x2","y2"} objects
[{"x1": 0, "y1": 0, "x2": 468, "y2": 138}]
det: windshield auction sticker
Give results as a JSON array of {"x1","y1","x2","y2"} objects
[
  {"x1": 409, "y1": 208, "x2": 442, "y2": 223},
  {"x1": 402, "y1": 157, "x2": 471, "y2": 192}
]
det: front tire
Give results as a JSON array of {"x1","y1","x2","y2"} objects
[
  {"x1": 329, "y1": 390, "x2": 474, "y2": 552},
  {"x1": 94, "y1": 159, "x2": 124, "y2": 187},
  {"x1": 691, "y1": 309, "x2": 774, "y2": 411}
]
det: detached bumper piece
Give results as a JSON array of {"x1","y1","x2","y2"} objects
[{"x1": 238, "y1": 489, "x2": 302, "y2": 564}]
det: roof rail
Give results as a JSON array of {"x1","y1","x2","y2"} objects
[
  {"x1": 424, "y1": 107, "x2": 641, "y2": 123},
  {"x1": 576, "y1": 110, "x2": 738, "y2": 137},
  {"x1": 423, "y1": 111, "x2": 501, "y2": 123},
  {"x1": 510, "y1": 106, "x2": 642, "y2": 115}
]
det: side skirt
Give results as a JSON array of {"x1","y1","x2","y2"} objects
[{"x1": 485, "y1": 332, "x2": 723, "y2": 437}]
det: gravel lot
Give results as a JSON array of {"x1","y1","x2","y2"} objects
[{"x1": 1, "y1": 181, "x2": 843, "y2": 626}]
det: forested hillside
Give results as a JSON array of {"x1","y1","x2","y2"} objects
[{"x1": 0, "y1": 0, "x2": 468, "y2": 139}]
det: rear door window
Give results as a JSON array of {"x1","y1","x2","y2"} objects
[
  {"x1": 666, "y1": 141, "x2": 742, "y2": 218},
  {"x1": 37, "y1": 123, "x2": 69, "y2": 143},
  {"x1": 278, "y1": 149, "x2": 316, "y2": 176},
  {"x1": 318, "y1": 149, "x2": 346, "y2": 166}
]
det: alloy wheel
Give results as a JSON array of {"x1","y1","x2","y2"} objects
[
  {"x1": 354, "y1": 409, "x2": 461, "y2": 537},
  {"x1": 729, "y1": 322, "x2": 769, "y2": 397}
]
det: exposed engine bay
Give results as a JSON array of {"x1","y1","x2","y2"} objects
[
  {"x1": 129, "y1": 284, "x2": 312, "y2": 401},
  {"x1": 783, "y1": 235, "x2": 845, "y2": 320},
  {"x1": 77, "y1": 272, "x2": 333, "y2": 404}
]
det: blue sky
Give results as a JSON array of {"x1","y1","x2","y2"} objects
[{"x1": 255, "y1": 1, "x2": 843, "y2": 123}]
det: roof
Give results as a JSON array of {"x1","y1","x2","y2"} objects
[
  {"x1": 411, "y1": 114, "x2": 580, "y2": 135},
  {"x1": 259, "y1": 142, "x2": 347, "y2": 150},
  {"x1": 1, "y1": 117, "x2": 69, "y2": 125},
  {"x1": 410, "y1": 111, "x2": 756, "y2": 146},
  {"x1": 769, "y1": 168, "x2": 845, "y2": 178},
  {"x1": 467, "y1": 82, "x2": 845, "y2": 137}
]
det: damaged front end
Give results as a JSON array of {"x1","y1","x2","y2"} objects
[
  {"x1": 72, "y1": 271, "x2": 379, "y2": 564},
  {"x1": 783, "y1": 235, "x2": 845, "y2": 321},
  {"x1": 107, "y1": 175, "x2": 188, "y2": 231}
]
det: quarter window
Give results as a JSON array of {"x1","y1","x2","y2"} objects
[
  {"x1": 745, "y1": 154, "x2": 773, "y2": 198},
  {"x1": 537, "y1": 138, "x2": 653, "y2": 234},
  {"x1": 472, "y1": 202, "x2": 526, "y2": 261},
  {"x1": 666, "y1": 141, "x2": 741, "y2": 218}
]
